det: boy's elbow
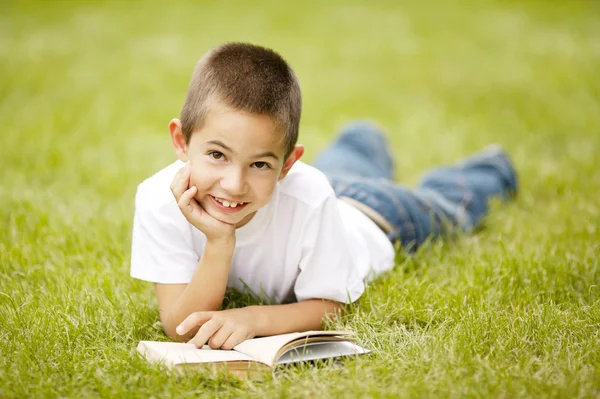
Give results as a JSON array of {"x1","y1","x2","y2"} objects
[
  {"x1": 324, "y1": 299, "x2": 345, "y2": 317},
  {"x1": 159, "y1": 313, "x2": 186, "y2": 342},
  {"x1": 160, "y1": 321, "x2": 178, "y2": 341}
]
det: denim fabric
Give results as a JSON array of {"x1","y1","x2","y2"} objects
[{"x1": 312, "y1": 121, "x2": 518, "y2": 252}]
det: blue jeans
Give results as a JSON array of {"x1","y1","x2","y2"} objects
[{"x1": 313, "y1": 121, "x2": 518, "y2": 252}]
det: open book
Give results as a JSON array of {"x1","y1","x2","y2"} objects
[{"x1": 137, "y1": 331, "x2": 370, "y2": 373}]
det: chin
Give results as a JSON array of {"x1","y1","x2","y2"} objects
[
  {"x1": 210, "y1": 209, "x2": 247, "y2": 225},
  {"x1": 208, "y1": 210, "x2": 237, "y2": 224}
]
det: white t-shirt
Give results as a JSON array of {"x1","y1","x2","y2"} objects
[{"x1": 130, "y1": 160, "x2": 395, "y2": 304}]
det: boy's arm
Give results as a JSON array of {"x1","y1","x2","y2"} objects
[
  {"x1": 252, "y1": 299, "x2": 344, "y2": 335},
  {"x1": 176, "y1": 299, "x2": 344, "y2": 349},
  {"x1": 156, "y1": 237, "x2": 235, "y2": 340}
]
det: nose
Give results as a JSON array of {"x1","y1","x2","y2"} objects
[{"x1": 220, "y1": 166, "x2": 248, "y2": 197}]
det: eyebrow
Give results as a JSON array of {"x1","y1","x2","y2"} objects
[
  {"x1": 206, "y1": 139, "x2": 280, "y2": 161},
  {"x1": 206, "y1": 140, "x2": 234, "y2": 153},
  {"x1": 254, "y1": 151, "x2": 279, "y2": 161}
]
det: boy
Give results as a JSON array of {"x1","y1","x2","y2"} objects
[{"x1": 130, "y1": 42, "x2": 517, "y2": 350}]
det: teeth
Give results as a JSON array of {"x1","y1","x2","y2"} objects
[{"x1": 214, "y1": 197, "x2": 245, "y2": 208}]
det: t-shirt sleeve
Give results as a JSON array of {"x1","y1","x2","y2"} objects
[
  {"x1": 130, "y1": 185, "x2": 200, "y2": 284},
  {"x1": 293, "y1": 193, "x2": 365, "y2": 304}
]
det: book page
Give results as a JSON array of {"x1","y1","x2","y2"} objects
[
  {"x1": 276, "y1": 341, "x2": 370, "y2": 365},
  {"x1": 137, "y1": 341, "x2": 254, "y2": 367},
  {"x1": 233, "y1": 331, "x2": 352, "y2": 367}
]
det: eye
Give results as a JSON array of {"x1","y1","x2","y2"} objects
[
  {"x1": 252, "y1": 161, "x2": 271, "y2": 170},
  {"x1": 208, "y1": 151, "x2": 225, "y2": 160}
]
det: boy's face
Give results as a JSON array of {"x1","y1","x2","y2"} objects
[{"x1": 170, "y1": 102, "x2": 303, "y2": 228}]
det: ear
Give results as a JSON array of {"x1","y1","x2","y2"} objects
[
  {"x1": 169, "y1": 119, "x2": 188, "y2": 162},
  {"x1": 278, "y1": 144, "x2": 304, "y2": 181}
]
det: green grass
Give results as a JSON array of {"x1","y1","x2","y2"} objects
[{"x1": 1, "y1": 0, "x2": 599, "y2": 397}]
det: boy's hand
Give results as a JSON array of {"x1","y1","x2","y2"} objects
[
  {"x1": 176, "y1": 307, "x2": 261, "y2": 350},
  {"x1": 170, "y1": 163, "x2": 235, "y2": 242}
]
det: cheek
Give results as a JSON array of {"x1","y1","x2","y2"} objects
[
  {"x1": 250, "y1": 174, "x2": 278, "y2": 202},
  {"x1": 189, "y1": 167, "x2": 216, "y2": 193}
]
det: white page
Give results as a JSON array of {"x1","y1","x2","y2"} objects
[
  {"x1": 276, "y1": 341, "x2": 370, "y2": 365},
  {"x1": 137, "y1": 341, "x2": 254, "y2": 367},
  {"x1": 233, "y1": 331, "x2": 352, "y2": 366},
  {"x1": 232, "y1": 334, "x2": 300, "y2": 366}
]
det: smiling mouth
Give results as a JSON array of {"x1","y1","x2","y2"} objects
[{"x1": 209, "y1": 195, "x2": 249, "y2": 213}]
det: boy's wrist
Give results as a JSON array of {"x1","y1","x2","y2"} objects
[
  {"x1": 205, "y1": 234, "x2": 236, "y2": 249},
  {"x1": 247, "y1": 305, "x2": 269, "y2": 336}
]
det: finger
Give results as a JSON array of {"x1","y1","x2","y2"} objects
[
  {"x1": 169, "y1": 166, "x2": 185, "y2": 189},
  {"x1": 221, "y1": 327, "x2": 251, "y2": 350},
  {"x1": 188, "y1": 317, "x2": 224, "y2": 348},
  {"x1": 178, "y1": 186, "x2": 199, "y2": 216},
  {"x1": 208, "y1": 321, "x2": 236, "y2": 349},
  {"x1": 176, "y1": 311, "x2": 212, "y2": 336},
  {"x1": 178, "y1": 185, "x2": 197, "y2": 206},
  {"x1": 170, "y1": 165, "x2": 191, "y2": 199}
]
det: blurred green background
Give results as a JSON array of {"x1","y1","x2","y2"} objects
[{"x1": 1, "y1": 0, "x2": 599, "y2": 397}]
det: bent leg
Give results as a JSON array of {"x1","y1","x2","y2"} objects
[
  {"x1": 312, "y1": 120, "x2": 395, "y2": 180},
  {"x1": 331, "y1": 146, "x2": 518, "y2": 251},
  {"x1": 416, "y1": 145, "x2": 518, "y2": 234}
]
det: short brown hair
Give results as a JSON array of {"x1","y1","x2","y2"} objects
[{"x1": 180, "y1": 42, "x2": 302, "y2": 158}]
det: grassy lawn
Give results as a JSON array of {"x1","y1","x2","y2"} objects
[{"x1": 1, "y1": 0, "x2": 599, "y2": 397}]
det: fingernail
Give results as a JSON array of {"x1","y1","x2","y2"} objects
[{"x1": 176, "y1": 325, "x2": 184, "y2": 335}]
